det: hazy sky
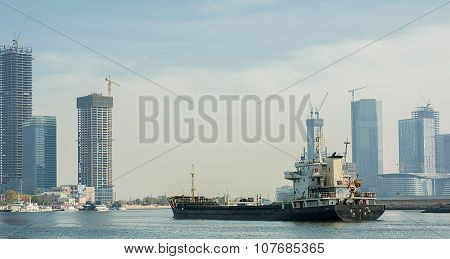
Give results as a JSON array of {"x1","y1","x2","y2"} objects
[{"x1": 1, "y1": 0, "x2": 450, "y2": 199}]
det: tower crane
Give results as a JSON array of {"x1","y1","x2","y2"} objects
[
  {"x1": 308, "y1": 94, "x2": 314, "y2": 119},
  {"x1": 105, "y1": 75, "x2": 120, "y2": 96},
  {"x1": 420, "y1": 93, "x2": 431, "y2": 108},
  {"x1": 315, "y1": 92, "x2": 328, "y2": 119},
  {"x1": 308, "y1": 93, "x2": 329, "y2": 119},
  {"x1": 348, "y1": 86, "x2": 368, "y2": 101}
]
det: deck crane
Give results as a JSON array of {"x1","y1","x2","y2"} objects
[
  {"x1": 105, "y1": 75, "x2": 120, "y2": 96},
  {"x1": 348, "y1": 86, "x2": 368, "y2": 101}
]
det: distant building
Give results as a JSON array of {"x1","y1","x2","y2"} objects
[
  {"x1": 22, "y1": 116, "x2": 57, "y2": 195},
  {"x1": 351, "y1": 99, "x2": 383, "y2": 192},
  {"x1": 436, "y1": 134, "x2": 450, "y2": 174},
  {"x1": 77, "y1": 93, "x2": 113, "y2": 202},
  {"x1": 306, "y1": 117, "x2": 325, "y2": 160},
  {"x1": 38, "y1": 184, "x2": 95, "y2": 208},
  {"x1": 412, "y1": 105, "x2": 441, "y2": 174},
  {"x1": 398, "y1": 118, "x2": 435, "y2": 174},
  {"x1": 0, "y1": 41, "x2": 33, "y2": 193},
  {"x1": 275, "y1": 185, "x2": 294, "y2": 202},
  {"x1": 378, "y1": 173, "x2": 450, "y2": 197},
  {"x1": 411, "y1": 105, "x2": 439, "y2": 135},
  {"x1": 378, "y1": 173, "x2": 433, "y2": 197}
]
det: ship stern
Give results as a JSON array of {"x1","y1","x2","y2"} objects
[{"x1": 334, "y1": 204, "x2": 385, "y2": 221}]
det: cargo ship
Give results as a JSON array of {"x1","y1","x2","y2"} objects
[{"x1": 169, "y1": 114, "x2": 385, "y2": 221}]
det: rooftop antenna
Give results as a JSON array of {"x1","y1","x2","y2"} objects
[
  {"x1": 348, "y1": 86, "x2": 368, "y2": 102},
  {"x1": 105, "y1": 75, "x2": 120, "y2": 96},
  {"x1": 191, "y1": 164, "x2": 196, "y2": 199}
]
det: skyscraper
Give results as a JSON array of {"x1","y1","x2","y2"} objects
[
  {"x1": 0, "y1": 41, "x2": 33, "y2": 193},
  {"x1": 398, "y1": 118, "x2": 435, "y2": 174},
  {"x1": 306, "y1": 117, "x2": 324, "y2": 160},
  {"x1": 77, "y1": 93, "x2": 113, "y2": 202},
  {"x1": 411, "y1": 105, "x2": 439, "y2": 135},
  {"x1": 22, "y1": 116, "x2": 57, "y2": 194},
  {"x1": 412, "y1": 105, "x2": 440, "y2": 172},
  {"x1": 351, "y1": 99, "x2": 383, "y2": 192},
  {"x1": 436, "y1": 134, "x2": 450, "y2": 174}
]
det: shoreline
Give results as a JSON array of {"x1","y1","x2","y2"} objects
[{"x1": 125, "y1": 205, "x2": 171, "y2": 210}]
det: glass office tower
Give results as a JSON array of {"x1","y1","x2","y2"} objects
[
  {"x1": 351, "y1": 99, "x2": 383, "y2": 192},
  {"x1": 22, "y1": 116, "x2": 57, "y2": 194}
]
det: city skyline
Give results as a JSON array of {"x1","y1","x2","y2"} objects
[{"x1": 1, "y1": 1, "x2": 450, "y2": 199}]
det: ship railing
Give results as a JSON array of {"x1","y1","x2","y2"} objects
[
  {"x1": 307, "y1": 192, "x2": 336, "y2": 199},
  {"x1": 319, "y1": 192, "x2": 336, "y2": 198},
  {"x1": 353, "y1": 192, "x2": 376, "y2": 198}
]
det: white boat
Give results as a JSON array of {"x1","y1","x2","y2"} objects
[
  {"x1": 64, "y1": 206, "x2": 78, "y2": 211},
  {"x1": 94, "y1": 204, "x2": 110, "y2": 212},
  {"x1": 10, "y1": 202, "x2": 23, "y2": 212}
]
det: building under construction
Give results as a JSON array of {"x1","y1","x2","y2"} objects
[
  {"x1": 412, "y1": 105, "x2": 440, "y2": 136},
  {"x1": 0, "y1": 42, "x2": 33, "y2": 193},
  {"x1": 77, "y1": 93, "x2": 113, "y2": 202}
]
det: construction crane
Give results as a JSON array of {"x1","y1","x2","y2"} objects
[
  {"x1": 420, "y1": 93, "x2": 431, "y2": 108},
  {"x1": 105, "y1": 75, "x2": 120, "y2": 97},
  {"x1": 308, "y1": 93, "x2": 329, "y2": 119},
  {"x1": 308, "y1": 94, "x2": 314, "y2": 119},
  {"x1": 348, "y1": 86, "x2": 368, "y2": 101},
  {"x1": 12, "y1": 17, "x2": 29, "y2": 49},
  {"x1": 315, "y1": 92, "x2": 328, "y2": 119}
]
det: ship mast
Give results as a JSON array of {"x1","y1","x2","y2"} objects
[
  {"x1": 191, "y1": 165, "x2": 196, "y2": 199},
  {"x1": 344, "y1": 138, "x2": 350, "y2": 165}
]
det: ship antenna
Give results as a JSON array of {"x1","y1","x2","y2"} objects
[{"x1": 191, "y1": 164, "x2": 196, "y2": 199}]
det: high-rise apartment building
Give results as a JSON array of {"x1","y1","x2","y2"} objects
[
  {"x1": 77, "y1": 93, "x2": 113, "y2": 202},
  {"x1": 398, "y1": 118, "x2": 435, "y2": 174},
  {"x1": 0, "y1": 41, "x2": 33, "y2": 193}
]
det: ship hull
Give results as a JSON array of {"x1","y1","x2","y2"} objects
[{"x1": 171, "y1": 204, "x2": 385, "y2": 221}]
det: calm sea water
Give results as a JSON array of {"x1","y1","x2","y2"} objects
[{"x1": 0, "y1": 209, "x2": 449, "y2": 239}]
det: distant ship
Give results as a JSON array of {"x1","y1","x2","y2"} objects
[{"x1": 168, "y1": 119, "x2": 385, "y2": 221}]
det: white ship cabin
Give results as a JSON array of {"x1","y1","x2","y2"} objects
[{"x1": 284, "y1": 152, "x2": 377, "y2": 209}]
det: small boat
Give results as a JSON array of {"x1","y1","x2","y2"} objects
[
  {"x1": 94, "y1": 203, "x2": 110, "y2": 212},
  {"x1": 79, "y1": 203, "x2": 96, "y2": 211},
  {"x1": 0, "y1": 207, "x2": 12, "y2": 212}
]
